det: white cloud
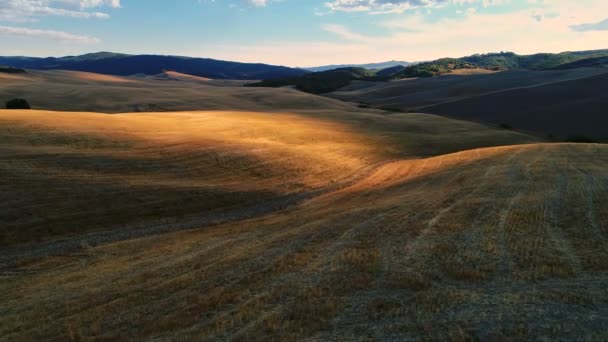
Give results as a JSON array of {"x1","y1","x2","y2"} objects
[
  {"x1": 200, "y1": 0, "x2": 608, "y2": 66},
  {"x1": 0, "y1": 0, "x2": 119, "y2": 44},
  {"x1": 0, "y1": 0, "x2": 120, "y2": 22},
  {"x1": 247, "y1": 0, "x2": 268, "y2": 7},
  {"x1": 324, "y1": 0, "x2": 507, "y2": 14},
  {"x1": 0, "y1": 24, "x2": 99, "y2": 43},
  {"x1": 570, "y1": 18, "x2": 608, "y2": 32}
]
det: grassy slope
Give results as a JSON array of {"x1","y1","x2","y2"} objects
[
  {"x1": 420, "y1": 72, "x2": 608, "y2": 141},
  {"x1": 1, "y1": 70, "x2": 606, "y2": 340},
  {"x1": 0, "y1": 108, "x2": 534, "y2": 245},
  {"x1": 328, "y1": 67, "x2": 607, "y2": 111},
  {"x1": 2, "y1": 143, "x2": 607, "y2": 340},
  {"x1": 248, "y1": 67, "x2": 379, "y2": 94},
  {"x1": 0, "y1": 70, "x2": 356, "y2": 113},
  {"x1": 394, "y1": 50, "x2": 608, "y2": 78}
]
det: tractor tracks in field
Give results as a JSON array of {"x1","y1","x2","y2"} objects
[{"x1": 0, "y1": 157, "x2": 408, "y2": 270}]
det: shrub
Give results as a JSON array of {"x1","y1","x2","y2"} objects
[
  {"x1": 6, "y1": 98, "x2": 31, "y2": 109},
  {"x1": 565, "y1": 135, "x2": 596, "y2": 143},
  {"x1": 499, "y1": 123, "x2": 513, "y2": 130}
]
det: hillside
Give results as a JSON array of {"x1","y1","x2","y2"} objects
[
  {"x1": 419, "y1": 72, "x2": 608, "y2": 141},
  {"x1": 0, "y1": 52, "x2": 307, "y2": 80},
  {"x1": 1, "y1": 61, "x2": 607, "y2": 341},
  {"x1": 248, "y1": 49, "x2": 608, "y2": 94},
  {"x1": 461, "y1": 50, "x2": 608, "y2": 70},
  {"x1": 329, "y1": 67, "x2": 606, "y2": 110},
  {"x1": 553, "y1": 56, "x2": 608, "y2": 69},
  {"x1": 392, "y1": 58, "x2": 477, "y2": 78},
  {"x1": 0, "y1": 66, "x2": 26, "y2": 74},
  {"x1": 305, "y1": 60, "x2": 411, "y2": 72},
  {"x1": 375, "y1": 64, "x2": 407, "y2": 77},
  {"x1": 393, "y1": 49, "x2": 608, "y2": 78},
  {"x1": 248, "y1": 67, "x2": 380, "y2": 94},
  {"x1": 1, "y1": 125, "x2": 606, "y2": 338},
  {"x1": 0, "y1": 69, "x2": 358, "y2": 113},
  {"x1": 0, "y1": 108, "x2": 535, "y2": 245}
]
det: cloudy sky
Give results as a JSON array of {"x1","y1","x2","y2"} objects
[{"x1": 1, "y1": 0, "x2": 607, "y2": 66}]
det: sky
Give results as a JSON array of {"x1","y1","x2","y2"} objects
[{"x1": 0, "y1": 0, "x2": 607, "y2": 67}]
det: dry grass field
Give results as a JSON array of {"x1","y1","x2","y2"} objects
[
  {"x1": 0, "y1": 69, "x2": 355, "y2": 113},
  {"x1": 0, "y1": 109, "x2": 534, "y2": 246},
  {"x1": 420, "y1": 72, "x2": 608, "y2": 141},
  {"x1": 329, "y1": 68, "x2": 608, "y2": 111},
  {"x1": 1, "y1": 142, "x2": 607, "y2": 340},
  {"x1": 1, "y1": 70, "x2": 605, "y2": 340}
]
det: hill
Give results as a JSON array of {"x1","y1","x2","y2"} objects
[
  {"x1": 0, "y1": 66, "x2": 26, "y2": 74},
  {"x1": 0, "y1": 106, "x2": 534, "y2": 246},
  {"x1": 392, "y1": 58, "x2": 478, "y2": 78},
  {"x1": 305, "y1": 60, "x2": 411, "y2": 72},
  {"x1": 374, "y1": 64, "x2": 407, "y2": 77},
  {"x1": 1, "y1": 118, "x2": 606, "y2": 339},
  {"x1": 552, "y1": 56, "x2": 608, "y2": 69},
  {"x1": 1, "y1": 65, "x2": 606, "y2": 341},
  {"x1": 419, "y1": 72, "x2": 608, "y2": 141},
  {"x1": 249, "y1": 49, "x2": 608, "y2": 94},
  {"x1": 0, "y1": 52, "x2": 307, "y2": 80},
  {"x1": 248, "y1": 67, "x2": 381, "y2": 94},
  {"x1": 329, "y1": 67, "x2": 606, "y2": 110},
  {"x1": 392, "y1": 49, "x2": 608, "y2": 78},
  {"x1": 0, "y1": 69, "x2": 359, "y2": 113}
]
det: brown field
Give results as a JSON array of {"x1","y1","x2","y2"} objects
[
  {"x1": 1, "y1": 70, "x2": 606, "y2": 340},
  {"x1": 330, "y1": 68, "x2": 607, "y2": 111},
  {"x1": 2, "y1": 139, "x2": 607, "y2": 340},
  {"x1": 420, "y1": 72, "x2": 608, "y2": 141},
  {"x1": 0, "y1": 109, "x2": 534, "y2": 246},
  {"x1": 0, "y1": 69, "x2": 352, "y2": 112}
]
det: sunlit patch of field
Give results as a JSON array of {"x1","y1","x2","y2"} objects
[
  {"x1": 160, "y1": 71, "x2": 213, "y2": 82},
  {"x1": 2, "y1": 142, "x2": 607, "y2": 340},
  {"x1": 0, "y1": 73, "x2": 31, "y2": 81},
  {"x1": 0, "y1": 109, "x2": 385, "y2": 244},
  {"x1": 61, "y1": 71, "x2": 140, "y2": 83},
  {"x1": 0, "y1": 108, "x2": 536, "y2": 245}
]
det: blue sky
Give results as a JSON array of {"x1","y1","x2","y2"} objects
[{"x1": 1, "y1": 0, "x2": 607, "y2": 66}]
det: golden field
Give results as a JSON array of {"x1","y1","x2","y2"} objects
[
  {"x1": 2, "y1": 140, "x2": 607, "y2": 340},
  {"x1": 0, "y1": 70, "x2": 606, "y2": 340}
]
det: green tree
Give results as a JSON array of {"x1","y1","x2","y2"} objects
[{"x1": 6, "y1": 98, "x2": 31, "y2": 109}]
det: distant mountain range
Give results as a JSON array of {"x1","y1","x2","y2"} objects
[
  {"x1": 0, "y1": 52, "x2": 308, "y2": 80},
  {"x1": 304, "y1": 61, "x2": 411, "y2": 72}
]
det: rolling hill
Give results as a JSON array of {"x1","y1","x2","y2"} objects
[
  {"x1": 248, "y1": 67, "x2": 381, "y2": 94},
  {"x1": 327, "y1": 67, "x2": 608, "y2": 140},
  {"x1": 390, "y1": 49, "x2": 608, "y2": 78},
  {"x1": 1, "y1": 67, "x2": 606, "y2": 340},
  {"x1": 0, "y1": 52, "x2": 308, "y2": 80},
  {"x1": 419, "y1": 72, "x2": 608, "y2": 141},
  {"x1": 305, "y1": 60, "x2": 411, "y2": 72},
  {"x1": 0, "y1": 69, "x2": 357, "y2": 113},
  {"x1": 247, "y1": 49, "x2": 608, "y2": 96},
  {"x1": 0, "y1": 106, "x2": 535, "y2": 246},
  {"x1": 1, "y1": 110, "x2": 605, "y2": 339}
]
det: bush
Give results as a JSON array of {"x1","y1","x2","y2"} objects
[
  {"x1": 6, "y1": 98, "x2": 31, "y2": 109},
  {"x1": 565, "y1": 135, "x2": 596, "y2": 143},
  {"x1": 499, "y1": 123, "x2": 513, "y2": 130}
]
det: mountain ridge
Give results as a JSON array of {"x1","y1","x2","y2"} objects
[{"x1": 0, "y1": 52, "x2": 308, "y2": 80}]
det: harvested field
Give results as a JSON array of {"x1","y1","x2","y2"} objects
[{"x1": 1, "y1": 143, "x2": 607, "y2": 340}]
